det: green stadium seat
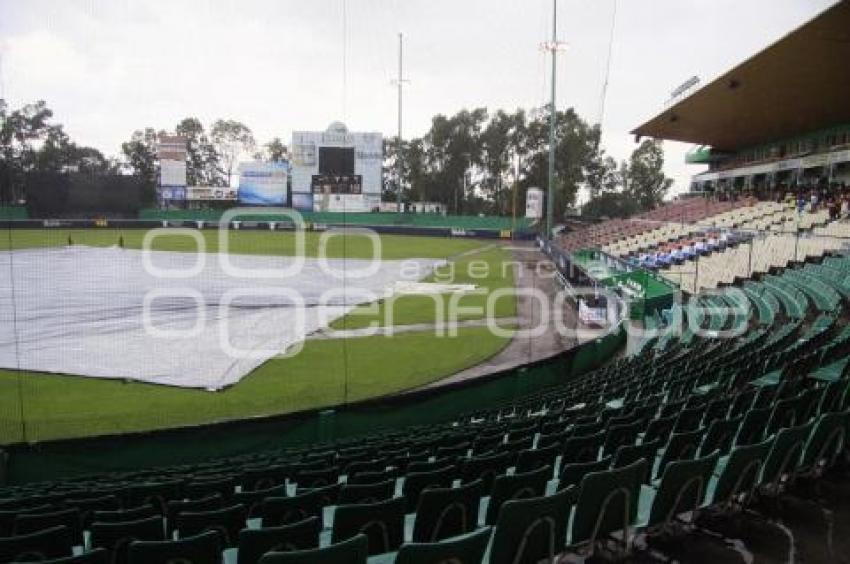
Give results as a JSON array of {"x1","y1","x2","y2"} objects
[
  {"x1": 638, "y1": 451, "x2": 719, "y2": 531},
  {"x1": 557, "y1": 457, "x2": 612, "y2": 492},
  {"x1": 759, "y1": 422, "x2": 812, "y2": 496},
  {"x1": 13, "y1": 508, "x2": 82, "y2": 547},
  {"x1": 394, "y1": 527, "x2": 492, "y2": 564},
  {"x1": 257, "y1": 533, "x2": 367, "y2": 564},
  {"x1": 175, "y1": 504, "x2": 247, "y2": 548},
  {"x1": 567, "y1": 459, "x2": 647, "y2": 556},
  {"x1": 338, "y1": 480, "x2": 395, "y2": 505},
  {"x1": 236, "y1": 518, "x2": 320, "y2": 564},
  {"x1": 705, "y1": 438, "x2": 773, "y2": 510},
  {"x1": 490, "y1": 486, "x2": 573, "y2": 564},
  {"x1": 0, "y1": 526, "x2": 74, "y2": 563},
  {"x1": 21, "y1": 548, "x2": 109, "y2": 563},
  {"x1": 127, "y1": 531, "x2": 221, "y2": 564},
  {"x1": 411, "y1": 479, "x2": 482, "y2": 543},
  {"x1": 483, "y1": 465, "x2": 550, "y2": 526},
  {"x1": 331, "y1": 497, "x2": 405, "y2": 556},
  {"x1": 90, "y1": 516, "x2": 165, "y2": 564}
]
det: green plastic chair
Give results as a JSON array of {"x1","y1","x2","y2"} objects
[
  {"x1": 236, "y1": 517, "x2": 321, "y2": 564},
  {"x1": 338, "y1": 480, "x2": 395, "y2": 505},
  {"x1": 460, "y1": 452, "x2": 512, "y2": 492},
  {"x1": 558, "y1": 457, "x2": 612, "y2": 492},
  {"x1": 760, "y1": 422, "x2": 812, "y2": 495},
  {"x1": 175, "y1": 504, "x2": 246, "y2": 548},
  {"x1": 412, "y1": 479, "x2": 483, "y2": 543},
  {"x1": 799, "y1": 411, "x2": 847, "y2": 477},
  {"x1": 331, "y1": 497, "x2": 405, "y2": 556},
  {"x1": 12, "y1": 548, "x2": 109, "y2": 563},
  {"x1": 567, "y1": 458, "x2": 647, "y2": 556},
  {"x1": 705, "y1": 437, "x2": 773, "y2": 510},
  {"x1": 655, "y1": 428, "x2": 705, "y2": 480},
  {"x1": 484, "y1": 465, "x2": 550, "y2": 525},
  {"x1": 90, "y1": 516, "x2": 165, "y2": 564},
  {"x1": 0, "y1": 525, "x2": 74, "y2": 563},
  {"x1": 639, "y1": 451, "x2": 719, "y2": 531},
  {"x1": 613, "y1": 441, "x2": 660, "y2": 483},
  {"x1": 490, "y1": 486, "x2": 574, "y2": 564},
  {"x1": 395, "y1": 527, "x2": 492, "y2": 564},
  {"x1": 13, "y1": 507, "x2": 82, "y2": 547},
  {"x1": 699, "y1": 417, "x2": 742, "y2": 457},
  {"x1": 257, "y1": 533, "x2": 368, "y2": 564},
  {"x1": 127, "y1": 530, "x2": 221, "y2": 564},
  {"x1": 402, "y1": 466, "x2": 455, "y2": 513},
  {"x1": 261, "y1": 483, "x2": 340, "y2": 527}
]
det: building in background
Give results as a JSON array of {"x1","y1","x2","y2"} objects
[
  {"x1": 632, "y1": 1, "x2": 850, "y2": 195},
  {"x1": 157, "y1": 135, "x2": 187, "y2": 208},
  {"x1": 237, "y1": 162, "x2": 289, "y2": 206},
  {"x1": 290, "y1": 122, "x2": 382, "y2": 212}
]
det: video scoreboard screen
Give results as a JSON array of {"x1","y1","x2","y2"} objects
[
  {"x1": 318, "y1": 146, "x2": 355, "y2": 175},
  {"x1": 311, "y1": 174, "x2": 362, "y2": 195}
]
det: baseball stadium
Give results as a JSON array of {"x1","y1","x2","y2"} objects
[{"x1": 0, "y1": 1, "x2": 849, "y2": 563}]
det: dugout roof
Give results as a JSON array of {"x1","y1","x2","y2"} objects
[{"x1": 631, "y1": 0, "x2": 850, "y2": 152}]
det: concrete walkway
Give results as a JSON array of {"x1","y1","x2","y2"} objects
[{"x1": 415, "y1": 242, "x2": 605, "y2": 390}]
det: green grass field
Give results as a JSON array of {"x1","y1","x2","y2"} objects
[{"x1": 0, "y1": 229, "x2": 516, "y2": 444}]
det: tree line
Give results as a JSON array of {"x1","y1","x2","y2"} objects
[
  {"x1": 1, "y1": 98, "x2": 673, "y2": 218},
  {"x1": 384, "y1": 106, "x2": 673, "y2": 219}
]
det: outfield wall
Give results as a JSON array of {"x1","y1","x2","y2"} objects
[
  {"x1": 1, "y1": 322, "x2": 625, "y2": 484},
  {"x1": 0, "y1": 218, "x2": 535, "y2": 241}
]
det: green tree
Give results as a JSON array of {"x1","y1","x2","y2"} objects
[
  {"x1": 623, "y1": 139, "x2": 673, "y2": 211},
  {"x1": 211, "y1": 119, "x2": 255, "y2": 186},
  {"x1": 175, "y1": 117, "x2": 222, "y2": 186},
  {"x1": 264, "y1": 137, "x2": 288, "y2": 162},
  {"x1": 121, "y1": 127, "x2": 159, "y2": 203},
  {"x1": 0, "y1": 99, "x2": 55, "y2": 203}
]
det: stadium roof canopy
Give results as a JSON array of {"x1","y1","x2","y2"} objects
[{"x1": 631, "y1": 0, "x2": 850, "y2": 152}]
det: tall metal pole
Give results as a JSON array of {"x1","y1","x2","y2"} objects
[
  {"x1": 396, "y1": 33, "x2": 403, "y2": 214},
  {"x1": 546, "y1": 0, "x2": 557, "y2": 239}
]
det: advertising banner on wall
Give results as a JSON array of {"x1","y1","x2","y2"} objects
[
  {"x1": 291, "y1": 193, "x2": 314, "y2": 211},
  {"x1": 238, "y1": 162, "x2": 289, "y2": 205},
  {"x1": 186, "y1": 186, "x2": 237, "y2": 201}
]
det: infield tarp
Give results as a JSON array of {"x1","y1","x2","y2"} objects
[{"x1": 0, "y1": 247, "x2": 439, "y2": 389}]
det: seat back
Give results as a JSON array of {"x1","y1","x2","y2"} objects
[
  {"x1": 490, "y1": 486, "x2": 573, "y2": 564},
  {"x1": 700, "y1": 417, "x2": 742, "y2": 457},
  {"x1": 13, "y1": 507, "x2": 82, "y2": 546},
  {"x1": 257, "y1": 533, "x2": 368, "y2": 564},
  {"x1": 28, "y1": 547, "x2": 110, "y2": 563},
  {"x1": 0, "y1": 525, "x2": 74, "y2": 563},
  {"x1": 261, "y1": 484, "x2": 340, "y2": 527},
  {"x1": 166, "y1": 494, "x2": 223, "y2": 536},
  {"x1": 339, "y1": 480, "x2": 395, "y2": 505},
  {"x1": 412, "y1": 479, "x2": 483, "y2": 543},
  {"x1": 127, "y1": 530, "x2": 221, "y2": 564},
  {"x1": 708, "y1": 437, "x2": 773, "y2": 507},
  {"x1": 559, "y1": 457, "x2": 612, "y2": 492},
  {"x1": 570, "y1": 458, "x2": 647, "y2": 547},
  {"x1": 801, "y1": 411, "x2": 847, "y2": 475},
  {"x1": 176, "y1": 504, "x2": 247, "y2": 547},
  {"x1": 484, "y1": 465, "x2": 550, "y2": 525},
  {"x1": 648, "y1": 451, "x2": 719, "y2": 528},
  {"x1": 402, "y1": 466, "x2": 455, "y2": 513},
  {"x1": 90, "y1": 516, "x2": 165, "y2": 564},
  {"x1": 460, "y1": 452, "x2": 512, "y2": 492},
  {"x1": 761, "y1": 422, "x2": 812, "y2": 491},
  {"x1": 331, "y1": 497, "x2": 405, "y2": 556},
  {"x1": 236, "y1": 517, "x2": 321, "y2": 564},
  {"x1": 656, "y1": 428, "x2": 705, "y2": 479},
  {"x1": 395, "y1": 527, "x2": 492, "y2": 564}
]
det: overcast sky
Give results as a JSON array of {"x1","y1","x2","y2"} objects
[{"x1": 0, "y1": 0, "x2": 838, "y2": 200}]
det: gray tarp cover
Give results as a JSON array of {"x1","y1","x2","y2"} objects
[{"x1": 0, "y1": 247, "x2": 438, "y2": 389}]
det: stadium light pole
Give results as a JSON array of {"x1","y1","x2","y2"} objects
[
  {"x1": 394, "y1": 33, "x2": 409, "y2": 214},
  {"x1": 540, "y1": 0, "x2": 567, "y2": 239}
]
